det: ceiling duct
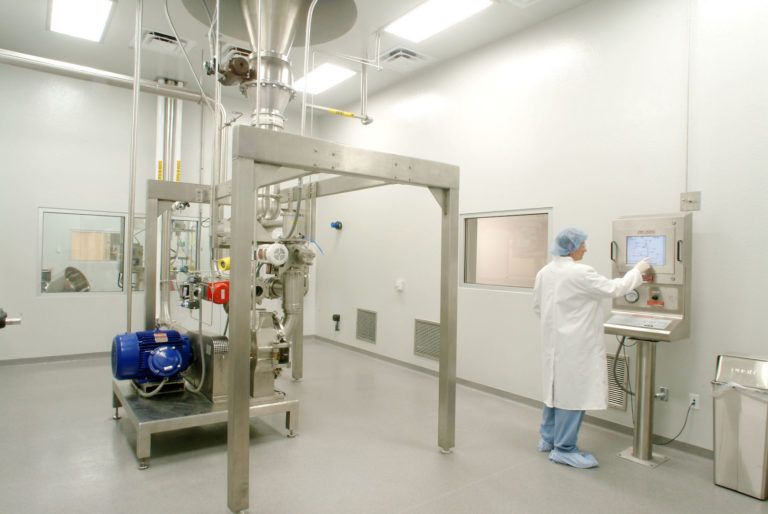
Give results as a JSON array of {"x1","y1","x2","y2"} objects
[
  {"x1": 182, "y1": 0, "x2": 357, "y2": 130},
  {"x1": 382, "y1": 47, "x2": 429, "y2": 73},
  {"x1": 140, "y1": 30, "x2": 190, "y2": 55}
]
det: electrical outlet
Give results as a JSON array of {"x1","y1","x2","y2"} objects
[{"x1": 689, "y1": 393, "x2": 700, "y2": 409}]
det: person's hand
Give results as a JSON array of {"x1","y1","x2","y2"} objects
[{"x1": 634, "y1": 257, "x2": 651, "y2": 274}]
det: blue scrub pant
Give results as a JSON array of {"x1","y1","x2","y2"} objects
[{"x1": 539, "y1": 406, "x2": 585, "y2": 453}]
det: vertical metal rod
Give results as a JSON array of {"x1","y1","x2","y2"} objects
[
  {"x1": 438, "y1": 187, "x2": 459, "y2": 451},
  {"x1": 124, "y1": 0, "x2": 143, "y2": 332},
  {"x1": 633, "y1": 340, "x2": 657, "y2": 460},
  {"x1": 210, "y1": 0, "x2": 223, "y2": 268},
  {"x1": 300, "y1": 0, "x2": 320, "y2": 136},
  {"x1": 227, "y1": 158, "x2": 256, "y2": 513},
  {"x1": 360, "y1": 58, "x2": 368, "y2": 120},
  {"x1": 144, "y1": 199, "x2": 159, "y2": 329},
  {"x1": 159, "y1": 95, "x2": 174, "y2": 325}
]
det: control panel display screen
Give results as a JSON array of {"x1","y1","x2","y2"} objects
[{"x1": 626, "y1": 235, "x2": 666, "y2": 266}]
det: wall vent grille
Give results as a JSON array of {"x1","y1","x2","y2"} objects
[
  {"x1": 356, "y1": 309, "x2": 377, "y2": 344},
  {"x1": 607, "y1": 354, "x2": 629, "y2": 410},
  {"x1": 414, "y1": 319, "x2": 440, "y2": 360}
]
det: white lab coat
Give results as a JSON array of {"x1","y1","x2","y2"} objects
[{"x1": 532, "y1": 256, "x2": 642, "y2": 411}]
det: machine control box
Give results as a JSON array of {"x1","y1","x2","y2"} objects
[{"x1": 603, "y1": 213, "x2": 692, "y2": 341}]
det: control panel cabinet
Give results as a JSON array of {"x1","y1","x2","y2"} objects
[{"x1": 603, "y1": 213, "x2": 692, "y2": 341}]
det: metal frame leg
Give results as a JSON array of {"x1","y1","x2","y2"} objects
[
  {"x1": 227, "y1": 158, "x2": 257, "y2": 512},
  {"x1": 112, "y1": 391, "x2": 122, "y2": 420},
  {"x1": 618, "y1": 340, "x2": 668, "y2": 468},
  {"x1": 136, "y1": 430, "x2": 151, "y2": 470},
  {"x1": 437, "y1": 187, "x2": 459, "y2": 453}
]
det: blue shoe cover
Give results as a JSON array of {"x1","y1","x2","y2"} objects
[
  {"x1": 537, "y1": 439, "x2": 554, "y2": 452},
  {"x1": 549, "y1": 450, "x2": 599, "y2": 468}
]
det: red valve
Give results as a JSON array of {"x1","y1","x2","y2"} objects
[{"x1": 205, "y1": 281, "x2": 230, "y2": 304}]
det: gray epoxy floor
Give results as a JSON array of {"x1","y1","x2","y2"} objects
[{"x1": 1, "y1": 338, "x2": 766, "y2": 514}]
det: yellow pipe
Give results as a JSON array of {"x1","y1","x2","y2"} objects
[{"x1": 327, "y1": 108, "x2": 355, "y2": 118}]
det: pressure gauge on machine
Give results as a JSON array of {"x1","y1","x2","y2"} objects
[{"x1": 624, "y1": 289, "x2": 640, "y2": 304}]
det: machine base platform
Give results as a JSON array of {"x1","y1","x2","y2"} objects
[
  {"x1": 112, "y1": 379, "x2": 298, "y2": 468},
  {"x1": 618, "y1": 447, "x2": 669, "y2": 468}
]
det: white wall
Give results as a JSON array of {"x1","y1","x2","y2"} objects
[
  {"x1": 312, "y1": 0, "x2": 768, "y2": 450},
  {"x1": 0, "y1": 62, "x2": 318, "y2": 360},
  {"x1": 0, "y1": 64, "x2": 220, "y2": 359}
]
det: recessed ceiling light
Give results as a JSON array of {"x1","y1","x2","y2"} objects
[
  {"x1": 294, "y1": 63, "x2": 356, "y2": 95},
  {"x1": 48, "y1": 0, "x2": 115, "y2": 42},
  {"x1": 383, "y1": 0, "x2": 493, "y2": 43}
]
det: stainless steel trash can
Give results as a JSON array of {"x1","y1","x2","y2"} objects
[{"x1": 713, "y1": 355, "x2": 768, "y2": 500}]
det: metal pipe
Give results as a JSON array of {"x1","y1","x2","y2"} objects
[
  {"x1": 308, "y1": 104, "x2": 372, "y2": 124},
  {"x1": 159, "y1": 90, "x2": 175, "y2": 325},
  {"x1": 633, "y1": 340, "x2": 657, "y2": 460},
  {"x1": 124, "y1": 0, "x2": 143, "y2": 333},
  {"x1": 173, "y1": 94, "x2": 183, "y2": 182},
  {"x1": 155, "y1": 84, "x2": 165, "y2": 180},
  {"x1": 0, "y1": 48, "x2": 205, "y2": 104},
  {"x1": 300, "y1": 0, "x2": 320, "y2": 136}
]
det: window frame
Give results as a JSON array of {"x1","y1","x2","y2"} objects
[
  {"x1": 460, "y1": 207, "x2": 552, "y2": 291},
  {"x1": 38, "y1": 207, "x2": 127, "y2": 296}
]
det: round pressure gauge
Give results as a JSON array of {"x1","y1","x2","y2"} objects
[{"x1": 624, "y1": 289, "x2": 640, "y2": 304}]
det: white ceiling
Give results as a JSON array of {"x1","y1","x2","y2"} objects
[{"x1": 0, "y1": 0, "x2": 590, "y2": 109}]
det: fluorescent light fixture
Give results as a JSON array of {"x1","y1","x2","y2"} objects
[
  {"x1": 293, "y1": 63, "x2": 356, "y2": 95},
  {"x1": 48, "y1": 0, "x2": 115, "y2": 42},
  {"x1": 384, "y1": 0, "x2": 493, "y2": 43}
]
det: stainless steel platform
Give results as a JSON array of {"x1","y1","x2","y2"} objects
[{"x1": 111, "y1": 379, "x2": 298, "y2": 469}]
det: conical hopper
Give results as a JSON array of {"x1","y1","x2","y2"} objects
[{"x1": 182, "y1": 0, "x2": 357, "y2": 129}]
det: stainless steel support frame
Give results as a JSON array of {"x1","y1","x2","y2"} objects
[
  {"x1": 618, "y1": 339, "x2": 669, "y2": 468},
  {"x1": 223, "y1": 126, "x2": 459, "y2": 510},
  {"x1": 112, "y1": 379, "x2": 297, "y2": 469}
]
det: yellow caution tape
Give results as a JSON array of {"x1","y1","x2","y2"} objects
[
  {"x1": 176, "y1": 160, "x2": 181, "y2": 182},
  {"x1": 157, "y1": 160, "x2": 163, "y2": 181}
]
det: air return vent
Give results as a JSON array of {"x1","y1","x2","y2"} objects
[
  {"x1": 140, "y1": 30, "x2": 189, "y2": 55},
  {"x1": 607, "y1": 354, "x2": 629, "y2": 410},
  {"x1": 356, "y1": 309, "x2": 377, "y2": 344},
  {"x1": 382, "y1": 47, "x2": 429, "y2": 73},
  {"x1": 414, "y1": 319, "x2": 440, "y2": 360}
]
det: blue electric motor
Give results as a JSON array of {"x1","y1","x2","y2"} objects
[{"x1": 111, "y1": 330, "x2": 192, "y2": 381}]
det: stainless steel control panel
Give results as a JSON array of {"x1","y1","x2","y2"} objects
[{"x1": 603, "y1": 213, "x2": 692, "y2": 341}]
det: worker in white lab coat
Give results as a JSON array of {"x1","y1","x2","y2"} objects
[{"x1": 533, "y1": 227, "x2": 650, "y2": 468}]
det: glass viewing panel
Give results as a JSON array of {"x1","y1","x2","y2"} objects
[
  {"x1": 170, "y1": 219, "x2": 199, "y2": 277},
  {"x1": 626, "y1": 235, "x2": 666, "y2": 266},
  {"x1": 465, "y1": 212, "x2": 548, "y2": 288},
  {"x1": 41, "y1": 211, "x2": 125, "y2": 293}
]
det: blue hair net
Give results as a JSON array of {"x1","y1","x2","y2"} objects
[{"x1": 550, "y1": 227, "x2": 588, "y2": 256}]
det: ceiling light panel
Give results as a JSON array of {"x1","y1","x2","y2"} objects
[
  {"x1": 384, "y1": 0, "x2": 493, "y2": 43},
  {"x1": 48, "y1": 0, "x2": 115, "y2": 42},
  {"x1": 294, "y1": 63, "x2": 356, "y2": 95}
]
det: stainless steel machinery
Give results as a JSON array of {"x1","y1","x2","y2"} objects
[
  {"x1": 112, "y1": 1, "x2": 460, "y2": 512},
  {"x1": 604, "y1": 212, "x2": 692, "y2": 467}
]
